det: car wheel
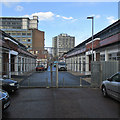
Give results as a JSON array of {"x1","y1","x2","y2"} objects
[{"x1": 102, "y1": 86, "x2": 108, "y2": 97}]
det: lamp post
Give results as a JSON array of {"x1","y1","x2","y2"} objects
[{"x1": 87, "y1": 16, "x2": 94, "y2": 61}]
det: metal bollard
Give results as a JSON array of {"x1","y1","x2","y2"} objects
[
  {"x1": 46, "y1": 78, "x2": 49, "y2": 88},
  {"x1": 50, "y1": 64, "x2": 53, "y2": 87},
  {"x1": 80, "y1": 77, "x2": 82, "y2": 86},
  {"x1": 56, "y1": 63, "x2": 58, "y2": 88}
]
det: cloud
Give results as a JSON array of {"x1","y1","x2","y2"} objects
[
  {"x1": 56, "y1": 14, "x2": 77, "y2": 21},
  {"x1": 95, "y1": 15, "x2": 101, "y2": 19},
  {"x1": 2, "y1": 0, "x2": 21, "y2": 7},
  {"x1": 24, "y1": 12, "x2": 55, "y2": 21},
  {"x1": 106, "y1": 16, "x2": 117, "y2": 24},
  {"x1": 15, "y1": 5, "x2": 24, "y2": 12},
  {"x1": 62, "y1": 16, "x2": 73, "y2": 20},
  {"x1": 56, "y1": 15, "x2": 60, "y2": 18},
  {"x1": 24, "y1": 12, "x2": 77, "y2": 22}
]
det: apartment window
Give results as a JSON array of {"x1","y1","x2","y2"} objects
[
  {"x1": 27, "y1": 33, "x2": 31, "y2": 36},
  {"x1": 17, "y1": 33, "x2": 21, "y2": 35},
  {"x1": 28, "y1": 39, "x2": 31, "y2": 42},
  {"x1": 22, "y1": 33, "x2": 26, "y2": 35},
  {"x1": 7, "y1": 22, "x2": 11, "y2": 25},
  {"x1": 22, "y1": 39, "x2": 26, "y2": 42},
  {"x1": 17, "y1": 27, "x2": 21, "y2": 29},
  {"x1": 12, "y1": 33, "x2": 16, "y2": 35},
  {"x1": 12, "y1": 27, "x2": 17, "y2": 29}
]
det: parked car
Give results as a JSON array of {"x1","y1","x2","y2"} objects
[
  {"x1": 0, "y1": 89, "x2": 10, "y2": 110},
  {"x1": 36, "y1": 65, "x2": 45, "y2": 71},
  {"x1": 101, "y1": 72, "x2": 120, "y2": 101},
  {"x1": 58, "y1": 62, "x2": 67, "y2": 71},
  {"x1": 0, "y1": 78, "x2": 19, "y2": 93},
  {"x1": 43, "y1": 63, "x2": 48, "y2": 70}
]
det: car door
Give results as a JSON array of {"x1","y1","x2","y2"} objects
[{"x1": 108, "y1": 73, "x2": 120, "y2": 99}]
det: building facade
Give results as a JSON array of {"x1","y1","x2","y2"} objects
[
  {"x1": 0, "y1": 16, "x2": 39, "y2": 50},
  {"x1": 52, "y1": 33, "x2": 75, "y2": 57},
  {"x1": 0, "y1": 16, "x2": 46, "y2": 66},
  {"x1": 0, "y1": 30, "x2": 36, "y2": 78},
  {"x1": 65, "y1": 19, "x2": 120, "y2": 74}
]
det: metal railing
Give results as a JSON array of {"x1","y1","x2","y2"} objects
[{"x1": 0, "y1": 61, "x2": 119, "y2": 88}]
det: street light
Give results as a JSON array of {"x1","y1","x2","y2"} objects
[{"x1": 87, "y1": 16, "x2": 94, "y2": 61}]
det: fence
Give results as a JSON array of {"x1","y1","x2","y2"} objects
[
  {"x1": 91, "y1": 61, "x2": 120, "y2": 87},
  {"x1": 0, "y1": 46, "x2": 120, "y2": 88},
  {"x1": 0, "y1": 60, "x2": 119, "y2": 88}
]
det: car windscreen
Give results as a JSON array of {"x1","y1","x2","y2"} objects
[
  {"x1": 37, "y1": 65, "x2": 44, "y2": 67},
  {"x1": 58, "y1": 62, "x2": 66, "y2": 65}
]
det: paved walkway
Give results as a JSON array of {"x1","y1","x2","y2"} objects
[
  {"x1": 67, "y1": 71, "x2": 91, "y2": 83},
  {"x1": 11, "y1": 71, "x2": 35, "y2": 83}
]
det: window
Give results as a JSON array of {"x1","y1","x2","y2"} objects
[
  {"x1": 27, "y1": 33, "x2": 31, "y2": 36},
  {"x1": 112, "y1": 73, "x2": 120, "y2": 82},
  {"x1": 100, "y1": 54, "x2": 105, "y2": 61},
  {"x1": 108, "y1": 53, "x2": 118, "y2": 61},
  {"x1": 22, "y1": 33, "x2": 26, "y2": 35},
  {"x1": 12, "y1": 23, "x2": 16, "y2": 25},
  {"x1": 12, "y1": 33, "x2": 16, "y2": 35},
  {"x1": 17, "y1": 27, "x2": 21, "y2": 29},
  {"x1": 108, "y1": 54, "x2": 112, "y2": 60},
  {"x1": 22, "y1": 39, "x2": 26, "y2": 42},
  {"x1": 28, "y1": 39, "x2": 31, "y2": 42},
  {"x1": 17, "y1": 33, "x2": 21, "y2": 35}
]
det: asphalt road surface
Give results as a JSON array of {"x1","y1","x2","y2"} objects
[
  {"x1": 2, "y1": 67, "x2": 119, "y2": 119},
  {"x1": 20, "y1": 66, "x2": 90, "y2": 87},
  {"x1": 2, "y1": 88, "x2": 120, "y2": 118}
]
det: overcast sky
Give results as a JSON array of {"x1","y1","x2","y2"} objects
[{"x1": 1, "y1": 1, "x2": 119, "y2": 47}]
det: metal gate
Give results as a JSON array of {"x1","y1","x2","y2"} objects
[
  {"x1": 91, "y1": 61, "x2": 119, "y2": 87},
  {"x1": 1, "y1": 47, "x2": 91, "y2": 88},
  {"x1": 1, "y1": 47, "x2": 119, "y2": 88},
  {"x1": 18, "y1": 62, "x2": 91, "y2": 88}
]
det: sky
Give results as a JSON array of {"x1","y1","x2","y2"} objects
[{"x1": 0, "y1": 1, "x2": 119, "y2": 47}]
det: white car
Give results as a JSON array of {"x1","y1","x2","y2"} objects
[
  {"x1": 58, "y1": 62, "x2": 67, "y2": 71},
  {"x1": 101, "y1": 72, "x2": 120, "y2": 101}
]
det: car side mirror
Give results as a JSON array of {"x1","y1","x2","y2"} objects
[{"x1": 107, "y1": 78, "x2": 112, "y2": 81}]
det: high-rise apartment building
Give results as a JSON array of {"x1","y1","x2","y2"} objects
[
  {"x1": 0, "y1": 16, "x2": 47, "y2": 66},
  {"x1": 0, "y1": 16, "x2": 44, "y2": 50},
  {"x1": 52, "y1": 33, "x2": 75, "y2": 57}
]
